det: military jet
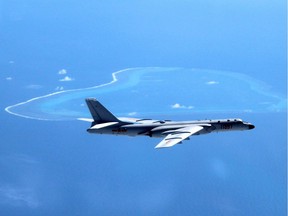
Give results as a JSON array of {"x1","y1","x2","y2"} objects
[{"x1": 80, "y1": 98, "x2": 255, "y2": 149}]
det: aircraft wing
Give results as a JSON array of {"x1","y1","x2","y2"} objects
[{"x1": 155, "y1": 125, "x2": 204, "y2": 149}]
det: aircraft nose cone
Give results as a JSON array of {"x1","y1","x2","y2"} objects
[{"x1": 248, "y1": 124, "x2": 255, "y2": 130}]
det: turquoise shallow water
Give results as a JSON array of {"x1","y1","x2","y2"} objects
[{"x1": 5, "y1": 67, "x2": 287, "y2": 120}]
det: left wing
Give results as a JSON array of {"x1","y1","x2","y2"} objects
[{"x1": 155, "y1": 125, "x2": 204, "y2": 149}]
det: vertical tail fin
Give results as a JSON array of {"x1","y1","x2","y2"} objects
[{"x1": 85, "y1": 98, "x2": 120, "y2": 123}]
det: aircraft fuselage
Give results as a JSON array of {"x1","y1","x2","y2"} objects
[
  {"x1": 83, "y1": 98, "x2": 255, "y2": 148},
  {"x1": 87, "y1": 118, "x2": 254, "y2": 138}
]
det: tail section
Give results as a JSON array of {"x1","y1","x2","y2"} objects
[{"x1": 85, "y1": 98, "x2": 120, "y2": 123}]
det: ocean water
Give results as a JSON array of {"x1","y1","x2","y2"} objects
[
  {"x1": 5, "y1": 68, "x2": 286, "y2": 120},
  {"x1": 2, "y1": 111, "x2": 286, "y2": 216},
  {"x1": 1, "y1": 0, "x2": 286, "y2": 215},
  {"x1": 2, "y1": 68, "x2": 287, "y2": 216}
]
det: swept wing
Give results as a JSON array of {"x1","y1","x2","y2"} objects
[{"x1": 155, "y1": 125, "x2": 205, "y2": 149}]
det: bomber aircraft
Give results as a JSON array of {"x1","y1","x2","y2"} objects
[{"x1": 80, "y1": 98, "x2": 255, "y2": 149}]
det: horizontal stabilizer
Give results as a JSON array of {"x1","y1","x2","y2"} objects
[
  {"x1": 91, "y1": 122, "x2": 119, "y2": 129},
  {"x1": 77, "y1": 118, "x2": 94, "y2": 122}
]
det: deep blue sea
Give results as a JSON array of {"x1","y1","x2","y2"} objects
[{"x1": 1, "y1": 1, "x2": 286, "y2": 215}]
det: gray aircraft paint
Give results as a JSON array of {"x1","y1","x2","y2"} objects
[{"x1": 84, "y1": 98, "x2": 255, "y2": 148}]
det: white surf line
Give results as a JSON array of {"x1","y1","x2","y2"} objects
[{"x1": 4, "y1": 68, "x2": 139, "y2": 120}]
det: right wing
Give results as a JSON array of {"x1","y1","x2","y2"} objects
[{"x1": 155, "y1": 125, "x2": 204, "y2": 149}]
